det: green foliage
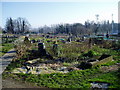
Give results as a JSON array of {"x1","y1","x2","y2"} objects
[
  {"x1": 88, "y1": 70, "x2": 120, "y2": 88},
  {"x1": 63, "y1": 62, "x2": 71, "y2": 66},
  {"x1": 92, "y1": 46, "x2": 119, "y2": 55},
  {"x1": 101, "y1": 60, "x2": 120, "y2": 66},
  {"x1": 6, "y1": 59, "x2": 26, "y2": 71},
  {"x1": 82, "y1": 50, "x2": 98, "y2": 58}
]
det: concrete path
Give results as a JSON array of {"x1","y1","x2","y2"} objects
[
  {"x1": 0, "y1": 36, "x2": 23, "y2": 74},
  {"x1": 0, "y1": 48, "x2": 16, "y2": 74}
]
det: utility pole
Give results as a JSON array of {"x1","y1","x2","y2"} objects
[
  {"x1": 95, "y1": 14, "x2": 99, "y2": 23},
  {"x1": 95, "y1": 14, "x2": 99, "y2": 35},
  {"x1": 111, "y1": 14, "x2": 114, "y2": 34}
]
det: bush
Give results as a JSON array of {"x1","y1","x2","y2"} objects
[
  {"x1": 80, "y1": 50, "x2": 98, "y2": 59},
  {"x1": 78, "y1": 62, "x2": 92, "y2": 69}
]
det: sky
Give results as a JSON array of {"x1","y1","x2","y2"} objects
[{"x1": 1, "y1": 0, "x2": 120, "y2": 28}]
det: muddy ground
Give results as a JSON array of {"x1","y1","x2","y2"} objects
[{"x1": 2, "y1": 77, "x2": 47, "y2": 89}]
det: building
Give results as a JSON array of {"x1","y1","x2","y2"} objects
[
  {"x1": 111, "y1": 14, "x2": 118, "y2": 35},
  {"x1": 112, "y1": 23, "x2": 118, "y2": 35},
  {"x1": 118, "y1": 1, "x2": 120, "y2": 35}
]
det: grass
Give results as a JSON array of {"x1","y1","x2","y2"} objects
[
  {"x1": 63, "y1": 62, "x2": 71, "y2": 66},
  {"x1": 88, "y1": 69, "x2": 120, "y2": 88},
  {"x1": 33, "y1": 39, "x2": 90, "y2": 62},
  {"x1": 3, "y1": 67, "x2": 101, "y2": 88},
  {"x1": 2, "y1": 36, "x2": 120, "y2": 88},
  {"x1": 27, "y1": 38, "x2": 87, "y2": 61},
  {"x1": 0, "y1": 43, "x2": 14, "y2": 56},
  {"x1": 4, "y1": 58, "x2": 26, "y2": 71},
  {"x1": 100, "y1": 60, "x2": 120, "y2": 66},
  {"x1": 2, "y1": 37, "x2": 17, "y2": 44},
  {"x1": 92, "y1": 45, "x2": 120, "y2": 56},
  {"x1": 29, "y1": 36, "x2": 120, "y2": 62},
  {"x1": 3, "y1": 67, "x2": 120, "y2": 88},
  {"x1": 0, "y1": 35, "x2": 18, "y2": 56}
]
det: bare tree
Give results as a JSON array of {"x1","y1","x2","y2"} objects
[
  {"x1": 14, "y1": 17, "x2": 31, "y2": 34},
  {"x1": 5, "y1": 17, "x2": 14, "y2": 34}
]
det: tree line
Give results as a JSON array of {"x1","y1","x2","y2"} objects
[
  {"x1": 4, "y1": 17, "x2": 30, "y2": 34},
  {"x1": 3, "y1": 17, "x2": 118, "y2": 36},
  {"x1": 38, "y1": 20, "x2": 115, "y2": 36}
]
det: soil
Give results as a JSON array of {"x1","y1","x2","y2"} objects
[
  {"x1": 2, "y1": 77, "x2": 47, "y2": 88},
  {"x1": 100, "y1": 64, "x2": 120, "y2": 72}
]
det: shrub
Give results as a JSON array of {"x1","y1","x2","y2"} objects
[{"x1": 79, "y1": 50, "x2": 98, "y2": 59}]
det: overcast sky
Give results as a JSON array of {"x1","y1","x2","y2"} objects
[{"x1": 1, "y1": 0, "x2": 119, "y2": 28}]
